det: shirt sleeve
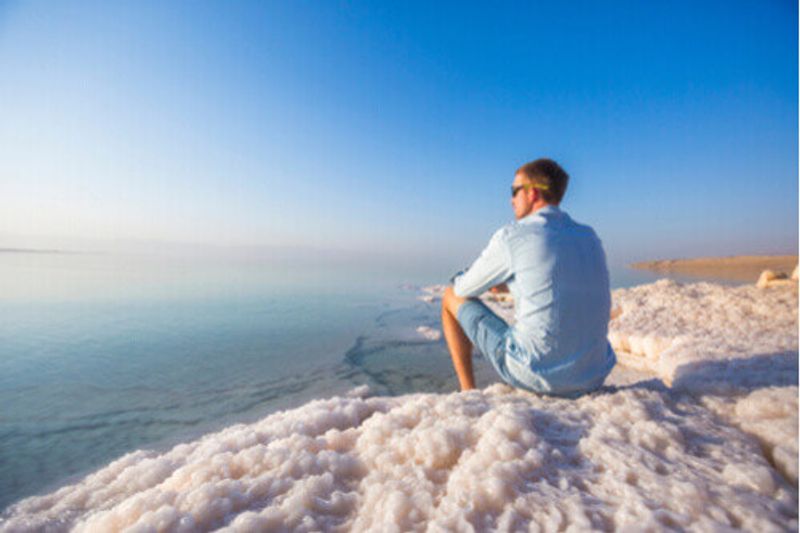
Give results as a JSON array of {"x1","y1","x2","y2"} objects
[{"x1": 452, "y1": 227, "x2": 512, "y2": 298}]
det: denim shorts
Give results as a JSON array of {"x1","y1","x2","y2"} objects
[
  {"x1": 456, "y1": 299, "x2": 526, "y2": 389},
  {"x1": 456, "y1": 299, "x2": 603, "y2": 398}
]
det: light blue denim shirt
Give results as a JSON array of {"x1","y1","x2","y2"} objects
[{"x1": 453, "y1": 205, "x2": 616, "y2": 396}]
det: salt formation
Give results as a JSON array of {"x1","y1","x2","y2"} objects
[
  {"x1": 417, "y1": 285, "x2": 445, "y2": 304},
  {"x1": 608, "y1": 280, "x2": 798, "y2": 484},
  {"x1": 608, "y1": 279, "x2": 797, "y2": 389},
  {"x1": 2, "y1": 384, "x2": 797, "y2": 532},
  {"x1": 415, "y1": 326, "x2": 442, "y2": 341},
  {"x1": 703, "y1": 387, "x2": 799, "y2": 485},
  {"x1": 756, "y1": 269, "x2": 794, "y2": 289}
]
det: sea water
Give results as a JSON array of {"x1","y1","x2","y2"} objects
[
  {"x1": 0, "y1": 250, "x2": 401, "y2": 510},
  {"x1": 0, "y1": 250, "x2": 726, "y2": 511}
]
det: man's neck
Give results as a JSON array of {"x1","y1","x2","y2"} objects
[{"x1": 531, "y1": 200, "x2": 554, "y2": 213}]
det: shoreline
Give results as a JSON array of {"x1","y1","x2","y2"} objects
[{"x1": 630, "y1": 254, "x2": 797, "y2": 283}]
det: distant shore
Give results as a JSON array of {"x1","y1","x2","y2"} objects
[
  {"x1": 631, "y1": 254, "x2": 798, "y2": 283},
  {"x1": 0, "y1": 247, "x2": 81, "y2": 255}
]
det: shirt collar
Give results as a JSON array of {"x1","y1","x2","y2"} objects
[{"x1": 521, "y1": 204, "x2": 561, "y2": 222}]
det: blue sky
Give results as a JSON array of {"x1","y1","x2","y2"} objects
[{"x1": 0, "y1": 0, "x2": 796, "y2": 269}]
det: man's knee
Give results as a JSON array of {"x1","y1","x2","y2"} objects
[
  {"x1": 441, "y1": 286, "x2": 452, "y2": 314},
  {"x1": 442, "y1": 286, "x2": 467, "y2": 316}
]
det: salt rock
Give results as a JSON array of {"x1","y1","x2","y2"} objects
[
  {"x1": 757, "y1": 269, "x2": 791, "y2": 288},
  {"x1": 3, "y1": 385, "x2": 798, "y2": 532},
  {"x1": 416, "y1": 326, "x2": 442, "y2": 341},
  {"x1": 701, "y1": 386, "x2": 798, "y2": 486},
  {"x1": 608, "y1": 279, "x2": 798, "y2": 388}
]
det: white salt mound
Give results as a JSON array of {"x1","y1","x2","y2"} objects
[
  {"x1": 703, "y1": 386, "x2": 799, "y2": 485},
  {"x1": 416, "y1": 326, "x2": 442, "y2": 342},
  {"x1": 417, "y1": 285, "x2": 446, "y2": 304},
  {"x1": 608, "y1": 279, "x2": 798, "y2": 389},
  {"x1": 2, "y1": 385, "x2": 797, "y2": 532},
  {"x1": 757, "y1": 269, "x2": 794, "y2": 289}
]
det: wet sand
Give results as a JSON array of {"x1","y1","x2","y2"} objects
[{"x1": 631, "y1": 255, "x2": 798, "y2": 283}]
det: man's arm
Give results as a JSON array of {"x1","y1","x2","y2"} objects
[{"x1": 452, "y1": 228, "x2": 512, "y2": 298}]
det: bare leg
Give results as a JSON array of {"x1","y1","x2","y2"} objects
[{"x1": 441, "y1": 286, "x2": 476, "y2": 391}]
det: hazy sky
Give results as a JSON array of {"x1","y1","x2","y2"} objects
[{"x1": 1, "y1": 0, "x2": 797, "y2": 268}]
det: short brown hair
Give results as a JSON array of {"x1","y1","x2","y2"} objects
[{"x1": 515, "y1": 158, "x2": 569, "y2": 205}]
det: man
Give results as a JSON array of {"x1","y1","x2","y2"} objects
[{"x1": 441, "y1": 158, "x2": 616, "y2": 397}]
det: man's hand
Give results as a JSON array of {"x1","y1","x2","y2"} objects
[{"x1": 489, "y1": 283, "x2": 509, "y2": 294}]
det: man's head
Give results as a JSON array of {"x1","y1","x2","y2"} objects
[{"x1": 511, "y1": 158, "x2": 569, "y2": 220}]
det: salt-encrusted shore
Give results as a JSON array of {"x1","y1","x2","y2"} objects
[{"x1": 1, "y1": 278, "x2": 797, "y2": 531}]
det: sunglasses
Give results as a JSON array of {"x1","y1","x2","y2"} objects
[{"x1": 511, "y1": 182, "x2": 549, "y2": 197}]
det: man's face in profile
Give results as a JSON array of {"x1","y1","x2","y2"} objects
[{"x1": 511, "y1": 173, "x2": 533, "y2": 220}]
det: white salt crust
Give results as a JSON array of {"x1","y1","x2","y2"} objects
[
  {"x1": 702, "y1": 387, "x2": 799, "y2": 485},
  {"x1": 2, "y1": 384, "x2": 797, "y2": 532},
  {"x1": 3, "y1": 280, "x2": 798, "y2": 531},
  {"x1": 608, "y1": 280, "x2": 798, "y2": 389},
  {"x1": 415, "y1": 326, "x2": 442, "y2": 342}
]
